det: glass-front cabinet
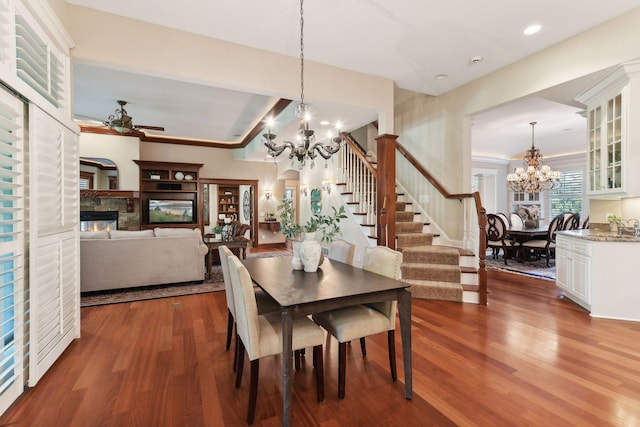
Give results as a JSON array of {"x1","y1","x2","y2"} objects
[{"x1": 577, "y1": 60, "x2": 640, "y2": 197}]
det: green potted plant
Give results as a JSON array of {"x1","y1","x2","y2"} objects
[{"x1": 212, "y1": 225, "x2": 223, "y2": 239}]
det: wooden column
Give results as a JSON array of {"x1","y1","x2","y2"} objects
[{"x1": 376, "y1": 134, "x2": 398, "y2": 249}]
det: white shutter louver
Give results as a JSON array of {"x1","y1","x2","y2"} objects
[{"x1": 0, "y1": 87, "x2": 25, "y2": 415}]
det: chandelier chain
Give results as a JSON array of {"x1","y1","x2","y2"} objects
[{"x1": 299, "y1": 0, "x2": 304, "y2": 106}]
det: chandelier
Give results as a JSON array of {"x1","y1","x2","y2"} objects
[
  {"x1": 263, "y1": 0, "x2": 342, "y2": 169},
  {"x1": 507, "y1": 122, "x2": 561, "y2": 193}
]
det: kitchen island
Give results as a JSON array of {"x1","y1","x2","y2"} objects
[{"x1": 556, "y1": 229, "x2": 640, "y2": 322}]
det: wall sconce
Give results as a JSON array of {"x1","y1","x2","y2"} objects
[
  {"x1": 300, "y1": 185, "x2": 308, "y2": 197},
  {"x1": 322, "y1": 179, "x2": 331, "y2": 194},
  {"x1": 264, "y1": 189, "x2": 272, "y2": 200}
]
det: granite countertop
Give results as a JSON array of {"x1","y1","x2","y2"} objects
[{"x1": 557, "y1": 227, "x2": 640, "y2": 242}]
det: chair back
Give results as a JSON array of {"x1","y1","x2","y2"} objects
[
  {"x1": 219, "y1": 245, "x2": 235, "y2": 317},
  {"x1": 362, "y1": 246, "x2": 402, "y2": 323},
  {"x1": 486, "y1": 214, "x2": 508, "y2": 244},
  {"x1": 561, "y1": 212, "x2": 580, "y2": 230},
  {"x1": 547, "y1": 214, "x2": 564, "y2": 243},
  {"x1": 228, "y1": 255, "x2": 261, "y2": 361},
  {"x1": 497, "y1": 212, "x2": 511, "y2": 228},
  {"x1": 328, "y1": 239, "x2": 355, "y2": 265},
  {"x1": 509, "y1": 213, "x2": 524, "y2": 230},
  {"x1": 582, "y1": 215, "x2": 590, "y2": 229}
]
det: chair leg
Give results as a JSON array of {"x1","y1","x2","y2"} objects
[
  {"x1": 247, "y1": 359, "x2": 259, "y2": 425},
  {"x1": 235, "y1": 339, "x2": 245, "y2": 388},
  {"x1": 313, "y1": 345, "x2": 324, "y2": 403},
  {"x1": 338, "y1": 342, "x2": 347, "y2": 399},
  {"x1": 233, "y1": 334, "x2": 239, "y2": 372},
  {"x1": 294, "y1": 350, "x2": 301, "y2": 372},
  {"x1": 387, "y1": 330, "x2": 397, "y2": 381},
  {"x1": 359, "y1": 337, "x2": 367, "y2": 356},
  {"x1": 226, "y1": 309, "x2": 234, "y2": 350}
]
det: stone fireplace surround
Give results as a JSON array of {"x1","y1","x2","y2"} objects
[{"x1": 80, "y1": 191, "x2": 140, "y2": 230}]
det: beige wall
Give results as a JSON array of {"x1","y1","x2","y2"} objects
[
  {"x1": 79, "y1": 133, "x2": 140, "y2": 190},
  {"x1": 395, "y1": 9, "x2": 640, "y2": 240},
  {"x1": 61, "y1": 4, "x2": 395, "y2": 134}
]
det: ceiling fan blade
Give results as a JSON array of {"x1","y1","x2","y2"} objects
[{"x1": 134, "y1": 125, "x2": 165, "y2": 131}]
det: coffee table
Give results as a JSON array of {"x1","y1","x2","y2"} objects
[{"x1": 203, "y1": 236, "x2": 251, "y2": 278}]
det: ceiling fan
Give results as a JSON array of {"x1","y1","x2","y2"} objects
[{"x1": 103, "y1": 100, "x2": 165, "y2": 134}]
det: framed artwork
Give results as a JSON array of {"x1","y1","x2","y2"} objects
[{"x1": 310, "y1": 188, "x2": 322, "y2": 214}]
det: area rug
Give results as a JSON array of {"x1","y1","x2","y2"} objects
[
  {"x1": 484, "y1": 252, "x2": 556, "y2": 281},
  {"x1": 80, "y1": 249, "x2": 290, "y2": 307}
]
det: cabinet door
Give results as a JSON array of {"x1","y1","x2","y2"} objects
[
  {"x1": 587, "y1": 106, "x2": 602, "y2": 193},
  {"x1": 605, "y1": 94, "x2": 623, "y2": 191},
  {"x1": 555, "y1": 249, "x2": 571, "y2": 292},
  {"x1": 571, "y1": 253, "x2": 591, "y2": 306}
]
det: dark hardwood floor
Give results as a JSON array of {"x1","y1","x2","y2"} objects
[{"x1": 2, "y1": 269, "x2": 639, "y2": 426}]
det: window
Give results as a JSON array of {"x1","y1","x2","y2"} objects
[
  {"x1": 549, "y1": 169, "x2": 583, "y2": 218},
  {"x1": 79, "y1": 171, "x2": 93, "y2": 189}
]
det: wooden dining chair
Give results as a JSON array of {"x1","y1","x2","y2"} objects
[
  {"x1": 582, "y1": 215, "x2": 590, "y2": 229},
  {"x1": 328, "y1": 239, "x2": 355, "y2": 265},
  {"x1": 510, "y1": 212, "x2": 524, "y2": 230},
  {"x1": 218, "y1": 246, "x2": 278, "y2": 371},
  {"x1": 486, "y1": 213, "x2": 513, "y2": 265},
  {"x1": 312, "y1": 246, "x2": 402, "y2": 399},
  {"x1": 228, "y1": 255, "x2": 325, "y2": 424},
  {"x1": 520, "y1": 214, "x2": 563, "y2": 267},
  {"x1": 561, "y1": 212, "x2": 580, "y2": 230}
]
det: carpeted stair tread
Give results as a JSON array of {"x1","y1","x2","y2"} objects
[
  {"x1": 396, "y1": 211, "x2": 416, "y2": 222},
  {"x1": 400, "y1": 245, "x2": 459, "y2": 265},
  {"x1": 396, "y1": 201, "x2": 407, "y2": 211},
  {"x1": 401, "y1": 263, "x2": 460, "y2": 282},
  {"x1": 397, "y1": 233, "x2": 433, "y2": 247},
  {"x1": 402, "y1": 279, "x2": 463, "y2": 302},
  {"x1": 396, "y1": 222, "x2": 424, "y2": 233}
]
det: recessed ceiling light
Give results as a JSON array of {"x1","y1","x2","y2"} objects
[
  {"x1": 434, "y1": 74, "x2": 448, "y2": 80},
  {"x1": 523, "y1": 24, "x2": 541, "y2": 35}
]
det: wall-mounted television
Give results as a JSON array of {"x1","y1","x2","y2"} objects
[{"x1": 148, "y1": 199, "x2": 195, "y2": 224}]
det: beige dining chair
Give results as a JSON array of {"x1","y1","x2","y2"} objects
[
  {"x1": 486, "y1": 213, "x2": 513, "y2": 265},
  {"x1": 228, "y1": 255, "x2": 325, "y2": 424},
  {"x1": 328, "y1": 239, "x2": 355, "y2": 265},
  {"x1": 509, "y1": 212, "x2": 524, "y2": 230},
  {"x1": 219, "y1": 246, "x2": 278, "y2": 372},
  {"x1": 312, "y1": 246, "x2": 402, "y2": 399}
]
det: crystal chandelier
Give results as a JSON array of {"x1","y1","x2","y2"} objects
[
  {"x1": 507, "y1": 122, "x2": 561, "y2": 193},
  {"x1": 263, "y1": 0, "x2": 342, "y2": 169}
]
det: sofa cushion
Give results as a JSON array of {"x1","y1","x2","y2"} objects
[
  {"x1": 110, "y1": 229, "x2": 155, "y2": 239},
  {"x1": 80, "y1": 230, "x2": 110, "y2": 240},
  {"x1": 154, "y1": 227, "x2": 201, "y2": 237}
]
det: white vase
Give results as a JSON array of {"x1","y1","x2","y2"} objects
[
  {"x1": 299, "y1": 232, "x2": 321, "y2": 273},
  {"x1": 291, "y1": 240, "x2": 303, "y2": 270}
]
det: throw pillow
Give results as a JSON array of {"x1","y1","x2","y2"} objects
[{"x1": 110, "y1": 229, "x2": 154, "y2": 239}]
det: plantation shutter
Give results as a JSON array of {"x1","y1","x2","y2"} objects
[
  {"x1": 549, "y1": 170, "x2": 583, "y2": 219},
  {"x1": 28, "y1": 104, "x2": 79, "y2": 386},
  {"x1": 0, "y1": 86, "x2": 25, "y2": 414}
]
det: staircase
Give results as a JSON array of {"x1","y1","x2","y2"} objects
[
  {"x1": 394, "y1": 198, "x2": 477, "y2": 303},
  {"x1": 337, "y1": 133, "x2": 485, "y2": 304}
]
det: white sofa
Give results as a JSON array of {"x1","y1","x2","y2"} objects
[{"x1": 80, "y1": 228, "x2": 209, "y2": 292}]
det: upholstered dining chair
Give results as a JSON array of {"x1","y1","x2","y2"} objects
[
  {"x1": 312, "y1": 246, "x2": 402, "y2": 399},
  {"x1": 520, "y1": 213, "x2": 563, "y2": 267},
  {"x1": 497, "y1": 212, "x2": 511, "y2": 229},
  {"x1": 486, "y1": 213, "x2": 513, "y2": 265},
  {"x1": 228, "y1": 255, "x2": 325, "y2": 424},
  {"x1": 218, "y1": 246, "x2": 278, "y2": 371},
  {"x1": 561, "y1": 212, "x2": 580, "y2": 230},
  {"x1": 328, "y1": 239, "x2": 355, "y2": 265},
  {"x1": 509, "y1": 212, "x2": 524, "y2": 230}
]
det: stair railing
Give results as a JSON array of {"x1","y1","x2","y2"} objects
[
  {"x1": 377, "y1": 134, "x2": 488, "y2": 306},
  {"x1": 340, "y1": 133, "x2": 378, "y2": 240}
]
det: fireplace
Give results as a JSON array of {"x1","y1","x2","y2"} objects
[{"x1": 80, "y1": 211, "x2": 119, "y2": 232}]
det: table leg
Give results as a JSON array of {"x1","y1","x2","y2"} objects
[
  {"x1": 398, "y1": 288, "x2": 413, "y2": 399},
  {"x1": 282, "y1": 308, "x2": 293, "y2": 426},
  {"x1": 207, "y1": 249, "x2": 213, "y2": 279}
]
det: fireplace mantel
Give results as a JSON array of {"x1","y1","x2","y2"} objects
[{"x1": 80, "y1": 190, "x2": 139, "y2": 199}]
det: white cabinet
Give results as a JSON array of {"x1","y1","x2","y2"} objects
[
  {"x1": 576, "y1": 60, "x2": 640, "y2": 197},
  {"x1": 555, "y1": 235, "x2": 591, "y2": 310}
]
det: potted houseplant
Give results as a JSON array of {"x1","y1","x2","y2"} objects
[
  {"x1": 277, "y1": 199, "x2": 347, "y2": 272},
  {"x1": 212, "y1": 225, "x2": 223, "y2": 240}
]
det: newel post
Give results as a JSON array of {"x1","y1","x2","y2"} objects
[{"x1": 376, "y1": 134, "x2": 397, "y2": 249}]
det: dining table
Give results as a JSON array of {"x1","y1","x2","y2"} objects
[
  {"x1": 241, "y1": 255, "x2": 413, "y2": 427},
  {"x1": 506, "y1": 226, "x2": 548, "y2": 244}
]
